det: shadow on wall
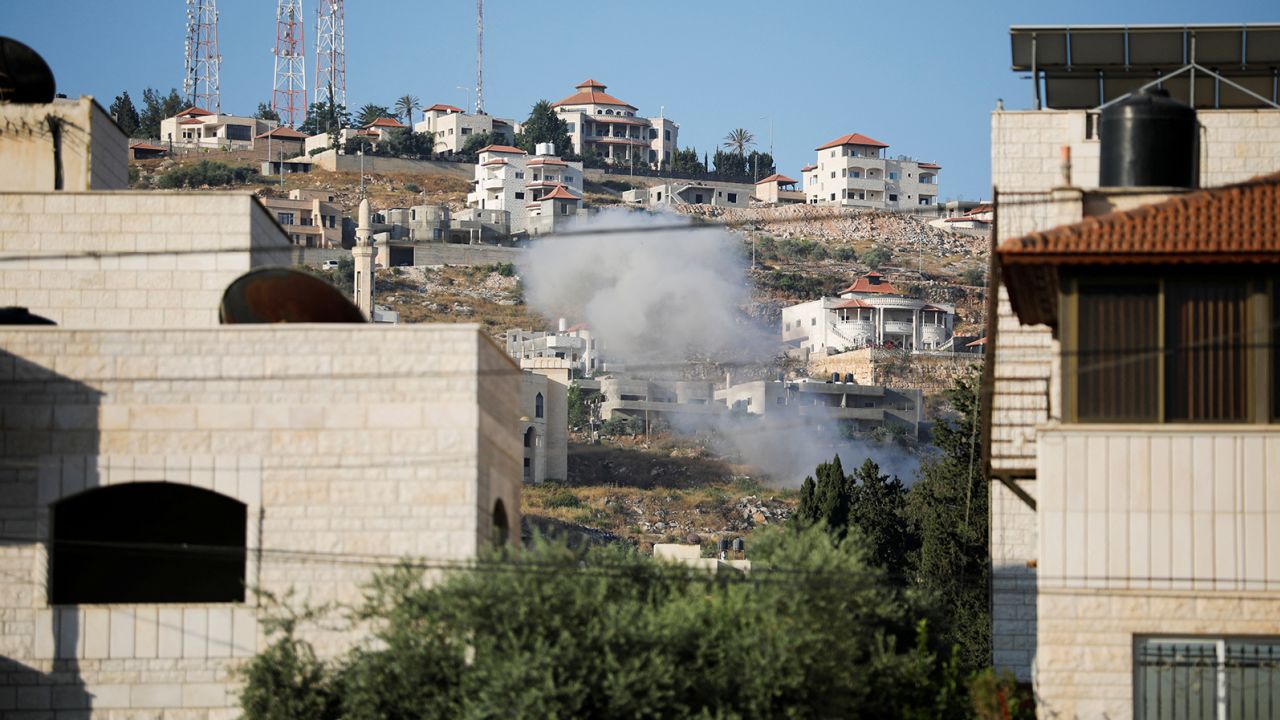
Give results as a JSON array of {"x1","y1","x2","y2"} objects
[{"x1": 0, "y1": 348, "x2": 100, "y2": 712}]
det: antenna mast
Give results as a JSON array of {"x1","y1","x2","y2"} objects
[
  {"x1": 314, "y1": 0, "x2": 345, "y2": 109},
  {"x1": 272, "y1": 0, "x2": 307, "y2": 127},
  {"x1": 183, "y1": 0, "x2": 221, "y2": 112},
  {"x1": 475, "y1": 0, "x2": 484, "y2": 114}
]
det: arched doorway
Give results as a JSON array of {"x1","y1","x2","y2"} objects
[
  {"x1": 51, "y1": 482, "x2": 247, "y2": 604},
  {"x1": 523, "y1": 426, "x2": 537, "y2": 483}
]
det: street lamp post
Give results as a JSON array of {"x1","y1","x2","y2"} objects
[{"x1": 358, "y1": 148, "x2": 364, "y2": 195}]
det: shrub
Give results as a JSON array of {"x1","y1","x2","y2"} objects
[
  {"x1": 403, "y1": 183, "x2": 421, "y2": 193},
  {"x1": 545, "y1": 489, "x2": 581, "y2": 509},
  {"x1": 832, "y1": 245, "x2": 857, "y2": 262},
  {"x1": 156, "y1": 160, "x2": 261, "y2": 189},
  {"x1": 960, "y1": 267, "x2": 987, "y2": 287},
  {"x1": 600, "y1": 415, "x2": 642, "y2": 437},
  {"x1": 859, "y1": 246, "x2": 893, "y2": 270}
]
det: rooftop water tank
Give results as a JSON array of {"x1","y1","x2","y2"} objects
[{"x1": 1100, "y1": 87, "x2": 1197, "y2": 188}]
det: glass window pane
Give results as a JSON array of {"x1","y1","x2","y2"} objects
[
  {"x1": 1076, "y1": 283, "x2": 1160, "y2": 421},
  {"x1": 1226, "y1": 641, "x2": 1280, "y2": 720},
  {"x1": 1137, "y1": 640, "x2": 1218, "y2": 720},
  {"x1": 1166, "y1": 281, "x2": 1249, "y2": 421}
]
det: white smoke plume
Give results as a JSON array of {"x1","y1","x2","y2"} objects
[
  {"x1": 518, "y1": 210, "x2": 771, "y2": 365},
  {"x1": 520, "y1": 210, "x2": 925, "y2": 485}
]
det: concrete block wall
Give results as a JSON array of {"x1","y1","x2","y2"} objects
[
  {"x1": 0, "y1": 324, "x2": 521, "y2": 718},
  {"x1": 0, "y1": 192, "x2": 291, "y2": 328},
  {"x1": 990, "y1": 479, "x2": 1037, "y2": 681}
]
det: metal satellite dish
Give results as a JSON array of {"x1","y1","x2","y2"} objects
[
  {"x1": 0, "y1": 37, "x2": 56, "y2": 104},
  {"x1": 219, "y1": 268, "x2": 366, "y2": 324}
]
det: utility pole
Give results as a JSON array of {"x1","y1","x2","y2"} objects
[
  {"x1": 272, "y1": 0, "x2": 307, "y2": 128},
  {"x1": 183, "y1": 0, "x2": 221, "y2": 112},
  {"x1": 475, "y1": 0, "x2": 485, "y2": 114}
]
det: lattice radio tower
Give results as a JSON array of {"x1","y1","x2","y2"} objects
[
  {"x1": 314, "y1": 0, "x2": 346, "y2": 109},
  {"x1": 475, "y1": 0, "x2": 484, "y2": 114},
  {"x1": 183, "y1": 0, "x2": 221, "y2": 112},
  {"x1": 272, "y1": 0, "x2": 307, "y2": 127}
]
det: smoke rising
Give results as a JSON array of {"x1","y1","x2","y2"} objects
[{"x1": 519, "y1": 210, "x2": 924, "y2": 485}]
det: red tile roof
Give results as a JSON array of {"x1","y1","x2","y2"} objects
[
  {"x1": 482, "y1": 159, "x2": 508, "y2": 166},
  {"x1": 1000, "y1": 172, "x2": 1280, "y2": 327},
  {"x1": 589, "y1": 115, "x2": 647, "y2": 125},
  {"x1": 528, "y1": 158, "x2": 568, "y2": 166},
  {"x1": 424, "y1": 103, "x2": 464, "y2": 113},
  {"x1": 550, "y1": 79, "x2": 637, "y2": 111},
  {"x1": 255, "y1": 126, "x2": 307, "y2": 139},
  {"x1": 918, "y1": 162, "x2": 941, "y2": 169},
  {"x1": 129, "y1": 141, "x2": 166, "y2": 151},
  {"x1": 815, "y1": 133, "x2": 889, "y2": 151},
  {"x1": 178, "y1": 118, "x2": 205, "y2": 125},
  {"x1": 540, "y1": 184, "x2": 582, "y2": 201},
  {"x1": 838, "y1": 271, "x2": 901, "y2": 295},
  {"x1": 801, "y1": 164, "x2": 817, "y2": 172},
  {"x1": 832, "y1": 298, "x2": 874, "y2": 309},
  {"x1": 363, "y1": 117, "x2": 406, "y2": 128},
  {"x1": 756, "y1": 174, "x2": 798, "y2": 185},
  {"x1": 477, "y1": 144, "x2": 526, "y2": 155},
  {"x1": 176, "y1": 106, "x2": 214, "y2": 117}
]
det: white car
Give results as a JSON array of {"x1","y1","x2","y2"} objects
[{"x1": 321, "y1": 260, "x2": 340, "y2": 270}]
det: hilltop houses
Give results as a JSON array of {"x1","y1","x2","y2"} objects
[
  {"x1": 551, "y1": 79, "x2": 677, "y2": 169},
  {"x1": 413, "y1": 103, "x2": 517, "y2": 155},
  {"x1": 782, "y1": 271, "x2": 959, "y2": 355},
  {"x1": 464, "y1": 142, "x2": 585, "y2": 236},
  {"x1": 804, "y1": 133, "x2": 940, "y2": 209},
  {"x1": 159, "y1": 106, "x2": 279, "y2": 151}
]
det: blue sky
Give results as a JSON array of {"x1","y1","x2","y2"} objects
[{"x1": 2, "y1": 0, "x2": 1274, "y2": 198}]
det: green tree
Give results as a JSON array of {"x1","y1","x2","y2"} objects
[
  {"x1": 567, "y1": 382, "x2": 588, "y2": 429},
  {"x1": 298, "y1": 99, "x2": 351, "y2": 139},
  {"x1": 456, "y1": 131, "x2": 501, "y2": 162},
  {"x1": 514, "y1": 99, "x2": 575, "y2": 158},
  {"x1": 137, "y1": 87, "x2": 185, "y2": 139},
  {"x1": 241, "y1": 527, "x2": 959, "y2": 719},
  {"x1": 860, "y1": 246, "x2": 893, "y2": 270},
  {"x1": 670, "y1": 146, "x2": 705, "y2": 174},
  {"x1": 109, "y1": 91, "x2": 140, "y2": 137},
  {"x1": 722, "y1": 127, "x2": 755, "y2": 156},
  {"x1": 712, "y1": 149, "x2": 747, "y2": 178},
  {"x1": 255, "y1": 102, "x2": 281, "y2": 122},
  {"x1": 394, "y1": 94, "x2": 420, "y2": 126},
  {"x1": 906, "y1": 371, "x2": 990, "y2": 674},
  {"x1": 746, "y1": 150, "x2": 776, "y2": 178},
  {"x1": 355, "y1": 104, "x2": 394, "y2": 127}
]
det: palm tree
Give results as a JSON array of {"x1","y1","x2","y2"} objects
[
  {"x1": 356, "y1": 103, "x2": 394, "y2": 127},
  {"x1": 395, "y1": 94, "x2": 420, "y2": 126},
  {"x1": 722, "y1": 128, "x2": 755, "y2": 156}
]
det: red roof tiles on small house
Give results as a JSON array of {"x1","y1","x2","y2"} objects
[
  {"x1": 477, "y1": 144, "x2": 527, "y2": 155},
  {"x1": 178, "y1": 118, "x2": 205, "y2": 125},
  {"x1": 801, "y1": 164, "x2": 817, "y2": 172},
  {"x1": 832, "y1": 298, "x2": 874, "y2": 309},
  {"x1": 540, "y1": 184, "x2": 582, "y2": 201},
  {"x1": 176, "y1": 106, "x2": 214, "y2": 117},
  {"x1": 756, "y1": 174, "x2": 798, "y2": 185},
  {"x1": 815, "y1": 133, "x2": 889, "y2": 151},
  {"x1": 128, "y1": 141, "x2": 166, "y2": 151},
  {"x1": 255, "y1": 126, "x2": 307, "y2": 139},
  {"x1": 424, "y1": 103, "x2": 464, "y2": 113},
  {"x1": 838, "y1": 271, "x2": 901, "y2": 295},
  {"x1": 363, "y1": 117, "x2": 406, "y2": 128},
  {"x1": 527, "y1": 158, "x2": 568, "y2": 166}
]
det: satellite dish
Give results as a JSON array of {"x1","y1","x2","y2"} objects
[
  {"x1": 0, "y1": 306, "x2": 56, "y2": 325},
  {"x1": 219, "y1": 268, "x2": 366, "y2": 324},
  {"x1": 0, "y1": 37, "x2": 56, "y2": 104}
]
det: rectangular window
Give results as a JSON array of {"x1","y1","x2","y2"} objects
[
  {"x1": 515, "y1": 171, "x2": 524, "y2": 179},
  {"x1": 728, "y1": 193, "x2": 737, "y2": 203},
  {"x1": 1166, "y1": 281, "x2": 1249, "y2": 421},
  {"x1": 277, "y1": 212, "x2": 294, "y2": 225},
  {"x1": 851, "y1": 170, "x2": 861, "y2": 178},
  {"x1": 889, "y1": 171, "x2": 899, "y2": 181},
  {"x1": 461, "y1": 128, "x2": 472, "y2": 135},
  {"x1": 1136, "y1": 637, "x2": 1280, "y2": 720},
  {"x1": 1075, "y1": 283, "x2": 1160, "y2": 422},
  {"x1": 566, "y1": 122, "x2": 576, "y2": 132},
  {"x1": 514, "y1": 192, "x2": 525, "y2": 200},
  {"x1": 888, "y1": 194, "x2": 898, "y2": 202}
]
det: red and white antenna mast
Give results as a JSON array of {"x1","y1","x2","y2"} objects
[
  {"x1": 183, "y1": 0, "x2": 221, "y2": 112},
  {"x1": 314, "y1": 0, "x2": 346, "y2": 109},
  {"x1": 272, "y1": 0, "x2": 307, "y2": 127}
]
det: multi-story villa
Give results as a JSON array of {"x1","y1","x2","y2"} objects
[
  {"x1": 159, "y1": 106, "x2": 278, "y2": 151},
  {"x1": 413, "y1": 103, "x2": 516, "y2": 155},
  {"x1": 466, "y1": 143, "x2": 584, "y2": 236},
  {"x1": 803, "y1": 133, "x2": 940, "y2": 208},
  {"x1": 781, "y1": 271, "x2": 957, "y2": 355},
  {"x1": 551, "y1": 79, "x2": 677, "y2": 168},
  {"x1": 259, "y1": 188, "x2": 345, "y2": 248},
  {"x1": 985, "y1": 23, "x2": 1280, "y2": 718},
  {"x1": 622, "y1": 180, "x2": 755, "y2": 208},
  {"x1": 506, "y1": 320, "x2": 599, "y2": 376},
  {"x1": 755, "y1": 174, "x2": 806, "y2": 204}
]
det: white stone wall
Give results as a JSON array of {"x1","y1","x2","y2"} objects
[
  {"x1": 0, "y1": 324, "x2": 521, "y2": 718},
  {"x1": 0, "y1": 192, "x2": 292, "y2": 328},
  {"x1": 990, "y1": 479, "x2": 1038, "y2": 681},
  {"x1": 0, "y1": 98, "x2": 128, "y2": 193}
]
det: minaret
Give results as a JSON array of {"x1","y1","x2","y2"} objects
[{"x1": 353, "y1": 198, "x2": 374, "y2": 319}]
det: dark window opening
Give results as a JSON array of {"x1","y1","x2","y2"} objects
[
  {"x1": 492, "y1": 499, "x2": 510, "y2": 546},
  {"x1": 535, "y1": 392, "x2": 544, "y2": 418},
  {"x1": 1075, "y1": 283, "x2": 1159, "y2": 422},
  {"x1": 52, "y1": 483, "x2": 246, "y2": 604},
  {"x1": 1166, "y1": 280, "x2": 1248, "y2": 421}
]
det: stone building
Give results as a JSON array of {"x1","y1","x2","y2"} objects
[
  {"x1": 466, "y1": 143, "x2": 585, "y2": 236},
  {"x1": 550, "y1": 79, "x2": 677, "y2": 168},
  {"x1": 622, "y1": 180, "x2": 754, "y2": 208},
  {"x1": 505, "y1": 322, "x2": 601, "y2": 377},
  {"x1": 412, "y1": 103, "x2": 516, "y2": 156},
  {"x1": 158, "y1": 106, "x2": 277, "y2": 151},
  {"x1": 1, "y1": 87, "x2": 521, "y2": 717},
  {"x1": 717, "y1": 377, "x2": 923, "y2": 440},
  {"x1": 985, "y1": 23, "x2": 1280, "y2": 715},
  {"x1": 259, "y1": 188, "x2": 345, "y2": 248},
  {"x1": 519, "y1": 359, "x2": 571, "y2": 484},
  {"x1": 803, "y1": 133, "x2": 940, "y2": 208},
  {"x1": 782, "y1": 271, "x2": 958, "y2": 354}
]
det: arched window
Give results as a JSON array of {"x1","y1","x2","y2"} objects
[
  {"x1": 51, "y1": 483, "x2": 246, "y2": 604},
  {"x1": 535, "y1": 392, "x2": 544, "y2": 419},
  {"x1": 524, "y1": 426, "x2": 536, "y2": 448},
  {"x1": 492, "y1": 499, "x2": 510, "y2": 546}
]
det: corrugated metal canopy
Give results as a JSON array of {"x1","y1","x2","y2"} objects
[{"x1": 1011, "y1": 24, "x2": 1280, "y2": 109}]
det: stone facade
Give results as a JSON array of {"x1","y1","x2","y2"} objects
[
  {"x1": 0, "y1": 325, "x2": 521, "y2": 718},
  {"x1": 0, "y1": 97, "x2": 127, "y2": 193}
]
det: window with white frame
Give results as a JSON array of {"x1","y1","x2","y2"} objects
[{"x1": 1136, "y1": 637, "x2": 1280, "y2": 719}]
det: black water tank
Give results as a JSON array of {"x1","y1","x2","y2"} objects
[{"x1": 1100, "y1": 87, "x2": 1197, "y2": 188}]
